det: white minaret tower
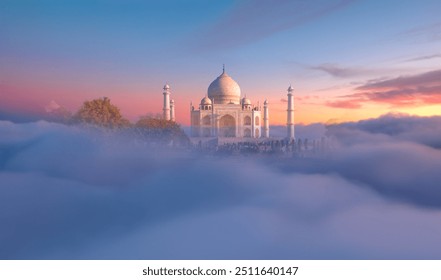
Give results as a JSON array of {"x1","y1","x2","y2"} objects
[
  {"x1": 163, "y1": 84, "x2": 171, "y2": 120},
  {"x1": 170, "y1": 99, "x2": 175, "y2": 121},
  {"x1": 287, "y1": 85, "x2": 295, "y2": 139},
  {"x1": 263, "y1": 99, "x2": 269, "y2": 138}
]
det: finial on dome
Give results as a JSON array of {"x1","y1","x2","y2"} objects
[
  {"x1": 288, "y1": 84, "x2": 294, "y2": 92},
  {"x1": 222, "y1": 64, "x2": 225, "y2": 74}
]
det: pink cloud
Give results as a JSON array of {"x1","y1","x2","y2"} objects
[
  {"x1": 325, "y1": 69, "x2": 441, "y2": 109},
  {"x1": 326, "y1": 100, "x2": 362, "y2": 109}
]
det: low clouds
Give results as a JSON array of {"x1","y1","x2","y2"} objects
[
  {"x1": 192, "y1": 0, "x2": 356, "y2": 51},
  {"x1": 327, "y1": 113, "x2": 441, "y2": 149},
  {"x1": 326, "y1": 69, "x2": 441, "y2": 108},
  {"x1": 1, "y1": 115, "x2": 441, "y2": 259},
  {"x1": 319, "y1": 114, "x2": 441, "y2": 207}
]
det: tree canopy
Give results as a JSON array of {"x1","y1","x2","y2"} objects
[
  {"x1": 73, "y1": 97, "x2": 129, "y2": 128},
  {"x1": 135, "y1": 117, "x2": 189, "y2": 145}
]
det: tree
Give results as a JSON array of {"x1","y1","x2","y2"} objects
[
  {"x1": 73, "y1": 97, "x2": 130, "y2": 128},
  {"x1": 135, "y1": 117, "x2": 189, "y2": 145}
]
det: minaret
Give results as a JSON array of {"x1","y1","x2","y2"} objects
[
  {"x1": 287, "y1": 85, "x2": 295, "y2": 139},
  {"x1": 170, "y1": 99, "x2": 175, "y2": 122},
  {"x1": 263, "y1": 99, "x2": 269, "y2": 138},
  {"x1": 163, "y1": 84, "x2": 171, "y2": 120}
]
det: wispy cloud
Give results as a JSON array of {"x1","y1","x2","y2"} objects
[
  {"x1": 403, "y1": 54, "x2": 441, "y2": 62},
  {"x1": 401, "y1": 21, "x2": 441, "y2": 42},
  {"x1": 192, "y1": 0, "x2": 357, "y2": 51},
  {"x1": 310, "y1": 63, "x2": 375, "y2": 78},
  {"x1": 326, "y1": 99, "x2": 362, "y2": 109},
  {"x1": 325, "y1": 69, "x2": 441, "y2": 108},
  {"x1": 358, "y1": 69, "x2": 441, "y2": 90}
]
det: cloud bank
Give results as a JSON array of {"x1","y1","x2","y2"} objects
[{"x1": 1, "y1": 115, "x2": 441, "y2": 259}]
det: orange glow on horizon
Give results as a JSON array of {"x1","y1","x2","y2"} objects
[{"x1": 2, "y1": 80, "x2": 440, "y2": 126}]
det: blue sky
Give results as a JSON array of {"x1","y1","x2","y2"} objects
[{"x1": 1, "y1": 0, "x2": 440, "y2": 123}]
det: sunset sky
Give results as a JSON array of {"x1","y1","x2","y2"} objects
[{"x1": 1, "y1": 0, "x2": 440, "y2": 125}]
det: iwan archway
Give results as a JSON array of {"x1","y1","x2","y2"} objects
[{"x1": 219, "y1": 115, "x2": 236, "y2": 137}]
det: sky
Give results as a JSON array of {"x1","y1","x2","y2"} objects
[
  {"x1": 1, "y1": 114, "x2": 441, "y2": 259},
  {"x1": 1, "y1": 0, "x2": 441, "y2": 125}
]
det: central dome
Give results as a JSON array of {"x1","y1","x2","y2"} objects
[{"x1": 207, "y1": 68, "x2": 241, "y2": 104}]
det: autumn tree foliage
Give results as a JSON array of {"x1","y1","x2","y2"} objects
[
  {"x1": 74, "y1": 97, "x2": 130, "y2": 128},
  {"x1": 135, "y1": 117, "x2": 189, "y2": 145},
  {"x1": 72, "y1": 97, "x2": 189, "y2": 146}
]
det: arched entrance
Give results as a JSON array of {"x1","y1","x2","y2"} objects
[
  {"x1": 244, "y1": 128, "x2": 251, "y2": 137},
  {"x1": 244, "y1": 116, "x2": 251, "y2": 125},
  {"x1": 219, "y1": 114, "x2": 236, "y2": 137}
]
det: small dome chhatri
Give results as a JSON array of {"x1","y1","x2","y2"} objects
[
  {"x1": 200, "y1": 96, "x2": 212, "y2": 105},
  {"x1": 242, "y1": 97, "x2": 251, "y2": 105},
  {"x1": 207, "y1": 66, "x2": 241, "y2": 104}
]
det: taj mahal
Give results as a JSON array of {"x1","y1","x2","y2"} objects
[{"x1": 161, "y1": 66, "x2": 295, "y2": 141}]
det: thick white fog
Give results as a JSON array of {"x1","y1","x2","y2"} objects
[{"x1": 1, "y1": 115, "x2": 441, "y2": 259}]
